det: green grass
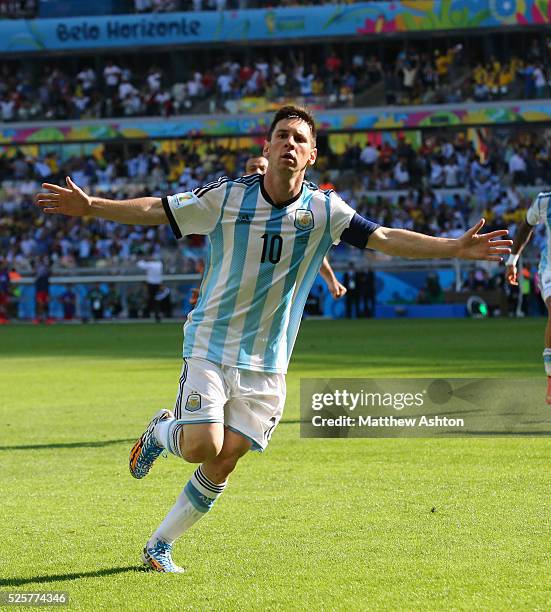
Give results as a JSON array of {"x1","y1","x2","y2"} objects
[{"x1": 1, "y1": 319, "x2": 550, "y2": 611}]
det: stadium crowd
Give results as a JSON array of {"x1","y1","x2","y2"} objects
[
  {"x1": 1, "y1": 128, "x2": 547, "y2": 273},
  {"x1": 0, "y1": 0, "x2": 36, "y2": 18},
  {"x1": 132, "y1": 0, "x2": 355, "y2": 10},
  {"x1": 0, "y1": 53, "x2": 367, "y2": 120},
  {"x1": 2, "y1": 128, "x2": 549, "y2": 192},
  {"x1": 0, "y1": 38, "x2": 549, "y2": 122},
  {"x1": 384, "y1": 44, "x2": 551, "y2": 105},
  {"x1": 331, "y1": 131, "x2": 551, "y2": 193},
  {"x1": 0, "y1": 0, "x2": 352, "y2": 18}
]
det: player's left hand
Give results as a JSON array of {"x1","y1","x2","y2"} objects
[
  {"x1": 329, "y1": 281, "x2": 347, "y2": 299},
  {"x1": 456, "y1": 219, "x2": 512, "y2": 261}
]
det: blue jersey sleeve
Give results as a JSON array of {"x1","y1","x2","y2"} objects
[{"x1": 339, "y1": 213, "x2": 380, "y2": 249}]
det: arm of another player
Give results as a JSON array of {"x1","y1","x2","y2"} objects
[
  {"x1": 368, "y1": 219, "x2": 511, "y2": 261},
  {"x1": 35, "y1": 176, "x2": 168, "y2": 225},
  {"x1": 319, "y1": 257, "x2": 346, "y2": 299},
  {"x1": 505, "y1": 220, "x2": 534, "y2": 286}
]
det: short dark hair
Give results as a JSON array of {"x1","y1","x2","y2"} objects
[{"x1": 267, "y1": 105, "x2": 317, "y2": 145}]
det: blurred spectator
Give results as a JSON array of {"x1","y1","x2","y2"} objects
[
  {"x1": 33, "y1": 257, "x2": 52, "y2": 324},
  {"x1": 105, "y1": 284, "x2": 123, "y2": 319},
  {"x1": 127, "y1": 285, "x2": 146, "y2": 318},
  {"x1": 155, "y1": 284, "x2": 173, "y2": 318},
  {"x1": 343, "y1": 262, "x2": 360, "y2": 319},
  {"x1": 356, "y1": 267, "x2": 375, "y2": 318},
  {"x1": 60, "y1": 286, "x2": 77, "y2": 320},
  {"x1": 137, "y1": 254, "x2": 164, "y2": 322},
  {"x1": 88, "y1": 284, "x2": 105, "y2": 321},
  {"x1": 0, "y1": 258, "x2": 9, "y2": 323},
  {"x1": 418, "y1": 272, "x2": 443, "y2": 304}
]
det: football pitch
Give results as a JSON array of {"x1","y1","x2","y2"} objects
[{"x1": 1, "y1": 319, "x2": 550, "y2": 610}]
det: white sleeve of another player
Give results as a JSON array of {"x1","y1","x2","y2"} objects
[
  {"x1": 163, "y1": 183, "x2": 227, "y2": 238},
  {"x1": 328, "y1": 192, "x2": 356, "y2": 245},
  {"x1": 526, "y1": 194, "x2": 547, "y2": 227}
]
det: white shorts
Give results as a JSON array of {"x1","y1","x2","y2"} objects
[
  {"x1": 539, "y1": 271, "x2": 551, "y2": 301},
  {"x1": 173, "y1": 357, "x2": 286, "y2": 452}
]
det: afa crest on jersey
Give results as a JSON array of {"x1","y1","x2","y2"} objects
[
  {"x1": 294, "y1": 209, "x2": 314, "y2": 231},
  {"x1": 185, "y1": 392, "x2": 202, "y2": 412}
]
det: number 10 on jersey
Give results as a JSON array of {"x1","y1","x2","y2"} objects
[{"x1": 260, "y1": 233, "x2": 283, "y2": 264}]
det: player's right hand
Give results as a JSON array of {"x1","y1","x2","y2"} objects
[
  {"x1": 329, "y1": 281, "x2": 347, "y2": 299},
  {"x1": 35, "y1": 176, "x2": 91, "y2": 217},
  {"x1": 506, "y1": 264, "x2": 518, "y2": 285}
]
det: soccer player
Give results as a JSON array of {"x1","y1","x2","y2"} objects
[
  {"x1": 244, "y1": 155, "x2": 268, "y2": 175},
  {"x1": 36, "y1": 105, "x2": 511, "y2": 573},
  {"x1": 245, "y1": 154, "x2": 346, "y2": 299},
  {"x1": 505, "y1": 191, "x2": 551, "y2": 402}
]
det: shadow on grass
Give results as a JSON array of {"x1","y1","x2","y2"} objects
[
  {"x1": 0, "y1": 422, "x2": 302, "y2": 452},
  {"x1": 8, "y1": 422, "x2": 544, "y2": 452},
  {"x1": 0, "y1": 565, "x2": 147, "y2": 587},
  {"x1": 0, "y1": 439, "x2": 135, "y2": 451}
]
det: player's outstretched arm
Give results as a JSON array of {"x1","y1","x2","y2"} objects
[
  {"x1": 35, "y1": 176, "x2": 168, "y2": 226},
  {"x1": 319, "y1": 257, "x2": 347, "y2": 299},
  {"x1": 506, "y1": 220, "x2": 534, "y2": 286},
  {"x1": 369, "y1": 219, "x2": 512, "y2": 261}
]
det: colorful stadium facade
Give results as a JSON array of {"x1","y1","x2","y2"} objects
[
  {"x1": 1, "y1": 101, "x2": 550, "y2": 145},
  {"x1": 0, "y1": 1, "x2": 549, "y2": 54}
]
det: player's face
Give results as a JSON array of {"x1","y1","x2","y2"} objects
[
  {"x1": 245, "y1": 156, "x2": 268, "y2": 175},
  {"x1": 263, "y1": 118, "x2": 317, "y2": 175}
]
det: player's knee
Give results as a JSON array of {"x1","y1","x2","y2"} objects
[
  {"x1": 181, "y1": 440, "x2": 220, "y2": 464},
  {"x1": 210, "y1": 450, "x2": 242, "y2": 477}
]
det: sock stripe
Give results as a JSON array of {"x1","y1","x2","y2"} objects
[
  {"x1": 196, "y1": 466, "x2": 226, "y2": 491},
  {"x1": 171, "y1": 423, "x2": 183, "y2": 458},
  {"x1": 194, "y1": 473, "x2": 225, "y2": 494},
  {"x1": 195, "y1": 466, "x2": 226, "y2": 493}
]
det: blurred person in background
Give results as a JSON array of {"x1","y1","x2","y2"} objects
[
  {"x1": 137, "y1": 253, "x2": 164, "y2": 322},
  {"x1": 33, "y1": 257, "x2": 52, "y2": 324},
  {"x1": 60, "y1": 286, "x2": 77, "y2": 320},
  {"x1": 88, "y1": 284, "x2": 105, "y2": 321},
  {"x1": 0, "y1": 258, "x2": 10, "y2": 324}
]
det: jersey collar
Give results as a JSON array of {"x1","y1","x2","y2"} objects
[{"x1": 260, "y1": 176, "x2": 304, "y2": 210}]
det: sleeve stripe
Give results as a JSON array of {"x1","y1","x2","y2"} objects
[
  {"x1": 194, "y1": 176, "x2": 230, "y2": 198},
  {"x1": 162, "y1": 196, "x2": 182, "y2": 240}
]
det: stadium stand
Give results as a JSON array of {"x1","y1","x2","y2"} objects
[
  {"x1": 0, "y1": 1, "x2": 550, "y2": 320},
  {"x1": 0, "y1": 0, "x2": 37, "y2": 18},
  {"x1": 0, "y1": 37, "x2": 549, "y2": 121}
]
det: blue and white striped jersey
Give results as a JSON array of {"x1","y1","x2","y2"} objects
[
  {"x1": 162, "y1": 174, "x2": 376, "y2": 374},
  {"x1": 526, "y1": 191, "x2": 551, "y2": 275}
]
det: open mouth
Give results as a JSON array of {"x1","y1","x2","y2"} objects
[{"x1": 282, "y1": 153, "x2": 295, "y2": 161}]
